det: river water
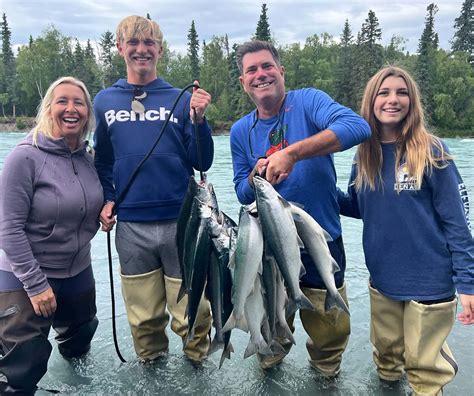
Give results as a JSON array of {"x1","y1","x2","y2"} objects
[{"x1": 0, "y1": 132, "x2": 472, "y2": 395}]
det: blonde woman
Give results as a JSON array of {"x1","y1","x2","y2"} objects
[
  {"x1": 0, "y1": 77, "x2": 103, "y2": 394},
  {"x1": 338, "y1": 66, "x2": 474, "y2": 395}
]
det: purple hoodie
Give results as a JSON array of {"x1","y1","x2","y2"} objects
[{"x1": 0, "y1": 132, "x2": 103, "y2": 297}]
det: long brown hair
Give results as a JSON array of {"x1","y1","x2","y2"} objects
[{"x1": 354, "y1": 66, "x2": 449, "y2": 192}]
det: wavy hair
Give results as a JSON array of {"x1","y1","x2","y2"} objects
[
  {"x1": 116, "y1": 15, "x2": 163, "y2": 45},
  {"x1": 32, "y1": 76, "x2": 94, "y2": 146},
  {"x1": 354, "y1": 66, "x2": 449, "y2": 192}
]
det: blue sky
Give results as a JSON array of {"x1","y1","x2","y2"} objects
[{"x1": 3, "y1": 0, "x2": 465, "y2": 55}]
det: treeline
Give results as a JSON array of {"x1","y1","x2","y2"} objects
[{"x1": 0, "y1": 2, "x2": 473, "y2": 133}]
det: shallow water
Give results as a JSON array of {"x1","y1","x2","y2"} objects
[{"x1": 1, "y1": 132, "x2": 472, "y2": 395}]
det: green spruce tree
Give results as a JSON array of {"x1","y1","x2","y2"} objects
[
  {"x1": 254, "y1": 3, "x2": 271, "y2": 42},
  {"x1": 187, "y1": 20, "x2": 200, "y2": 81},
  {"x1": 334, "y1": 19, "x2": 358, "y2": 110},
  {"x1": 416, "y1": 3, "x2": 439, "y2": 119},
  {"x1": 354, "y1": 10, "x2": 383, "y2": 106},
  {"x1": 1, "y1": 13, "x2": 17, "y2": 117},
  {"x1": 451, "y1": 0, "x2": 473, "y2": 64}
]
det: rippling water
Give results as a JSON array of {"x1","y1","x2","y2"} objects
[{"x1": 1, "y1": 132, "x2": 472, "y2": 395}]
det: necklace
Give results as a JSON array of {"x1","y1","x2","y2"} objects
[{"x1": 248, "y1": 95, "x2": 287, "y2": 159}]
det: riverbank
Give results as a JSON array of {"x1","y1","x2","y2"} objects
[{"x1": 0, "y1": 119, "x2": 472, "y2": 138}]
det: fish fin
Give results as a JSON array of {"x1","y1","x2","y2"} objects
[
  {"x1": 277, "y1": 195, "x2": 291, "y2": 208},
  {"x1": 299, "y1": 263, "x2": 306, "y2": 279},
  {"x1": 291, "y1": 211, "x2": 304, "y2": 224},
  {"x1": 208, "y1": 336, "x2": 225, "y2": 356},
  {"x1": 243, "y1": 341, "x2": 256, "y2": 359},
  {"x1": 298, "y1": 293, "x2": 315, "y2": 311},
  {"x1": 247, "y1": 202, "x2": 258, "y2": 215},
  {"x1": 270, "y1": 340, "x2": 287, "y2": 355},
  {"x1": 325, "y1": 292, "x2": 350, "y2": 316},
  {"x1": 322, "y1": 229, "x2": 333, "y2": 242},
  {"x1": 218, "y1": 342, "x2": 234, "y2": 369},
  {"x1": 275, "y1": 322, "x2": 296, "y2": 345},
  {"x1": 185, "y1": 326, "x2": 195, "y2": 346},
  {"x1": 289, "y1": 201, "x2": 304, "y2": 210},
  {"x1": 222, "y1": 313, "x2": 248, "y2": 333},
  {"x1": 331, "y1": 257, "x2": 341, "y2": 273},
  {"x1": 296, "y1": 234, "x2": 305, "y2": 249},
  {"x1": 286, "y1": 299, "x2": 298, "y2": 319},
  {"x1": 244, "y1": 338, "x2": 272, "y2": 359},
  {"x1": 177, "y1": 283, "x2": 187, "y2": 303}
]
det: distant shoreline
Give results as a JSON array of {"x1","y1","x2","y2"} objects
[
  {"x1": 0, "y1": 120, "x2": 230, "y2": 136},
  {"x1": 0, "y1": 120, "x2": 470, "y2": 138}
]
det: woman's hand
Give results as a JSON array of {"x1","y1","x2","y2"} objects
[{"x1": 30, "y1": 287, "x2": 57, "y2": 318}]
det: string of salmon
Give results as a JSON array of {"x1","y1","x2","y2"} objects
[{"x1": 107, "y1": 83, "x2": 204, "y2": 362}]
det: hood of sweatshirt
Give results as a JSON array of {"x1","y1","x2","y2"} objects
[
  {"x1": 112, "y1": 78, "x2": 175, "y2": 92},
  {"x1": 18, "y1": 131, "x2": 88, "y2": 156}
]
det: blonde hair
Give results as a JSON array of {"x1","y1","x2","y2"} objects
[
  {"x1": 354, "y1": 66, "x2": 449, "y2": 192},
  {"x1": 116, "y1": 15, "x2": 163, "y2": 45},
  {"x1": 32, "y1": 76, "x2": 94, "y2": 146}
]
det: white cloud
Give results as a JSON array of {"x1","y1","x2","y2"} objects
[{"x1": 3, "y1": 0, "x2": 464, "y2": 55}]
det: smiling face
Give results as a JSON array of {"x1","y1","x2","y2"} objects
[
  {"x1": 50, "y1": 83, "x2": 88, "y2": 149},
  {"x1": 118, "y1": 35, "x2": 163, "y2": 85},
  {"x1": 373, "y1": 76, "x2": 410, "y2": 138},
  {"x1": 239, "y1": 50, "x2": 285, "y2": 117}
]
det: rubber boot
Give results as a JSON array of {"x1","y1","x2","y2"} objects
[
  {"x1": 404, "y1": 298, "x2": 457, "y2": 396},
  {"x1": 121, "y1": 268, "x2": 169, "y2": 360},
  {"x1": 369, "y1": 283, "x2": 405, "y2": 382},
  {"x1": 300, "y1": 283, "x2": 351, "y2": 377},
  {"x1": 164, "y1": 275, "x2": 211, "y2": 362}
]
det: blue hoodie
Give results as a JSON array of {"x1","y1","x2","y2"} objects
[
  {"x1": 338, "y1": 142, "x2": 474, "y2": 300},
  {"x1": 93, "y1": 78, "x2": 214, "y2": 221}
]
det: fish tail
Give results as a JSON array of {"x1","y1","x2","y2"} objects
[
  {"x1": 244, "y1": 337, "x2": 272, "y2": 359},
  {"x1": 218, "y1": 342, "x2": 234, "y2": 369},
  {"x1": 275, "y1": 322, "x2": 296, "y2": 345},
  {"x1": 177, "y1": 284, "x2": 187, "y2": 303},
  {"x1": 298, "y1": 293, "x2": 314, "y2": 311},
  {"x1": 185, "y1": 326, "x2": 195, "y2": 346},
  {"x1": 270, "y1": 340, "x2": 286, "y2": 355},
  {"x1": 208, "y1": 336, "x2": 225, "y2": 356},
  {"x1": 325, "y1": 292, "x2": 350, "y2": 315},
  {"x1": 222, "y1": 312, "x2": 248, "y2": 333}
]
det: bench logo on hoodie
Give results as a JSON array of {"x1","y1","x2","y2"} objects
[{"x1": 104, "y1": 108, "x2": 178, "y2": 126}]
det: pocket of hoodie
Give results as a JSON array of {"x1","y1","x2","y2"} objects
[{"x1": 29, "y1": 223, "x2": 57, "y2": 243}]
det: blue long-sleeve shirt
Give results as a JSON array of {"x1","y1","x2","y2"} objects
[
  {"x1": 93, "y1": 78, "x2": 214, "y2": 222},
  {"x1": 230, "y1": 88, "x2": 371, "y2": 288},
  {"x1": 338, "y1": 142, "x2": 474, "y2": 300},
  {"x1": 231, "y1": 88, "x2": 371, "y2": 240}
]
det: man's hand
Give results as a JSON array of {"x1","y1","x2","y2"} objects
[
  {"x1": 263, "y1": 148, "x2": 295, "y2": 185},
  {"x1": 100, "y1": 201, "x2": 116, "y2": 232},
  {"x1": 30, "y1": 287, "x2": 57, "y2": 318},
  {"x1": 190, "y1": 80, "x2": 211, "y2": 124},
  {"x1": 458, "y1": 294, "x2": 474, "y2": 325}
]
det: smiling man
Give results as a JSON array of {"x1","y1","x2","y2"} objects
[
  {"x1": 93, "y1": 15, "x2": 214, "y2": 363},
  {"x1": 230, "y1": 40, "x2": 371, "y2": 375}
]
